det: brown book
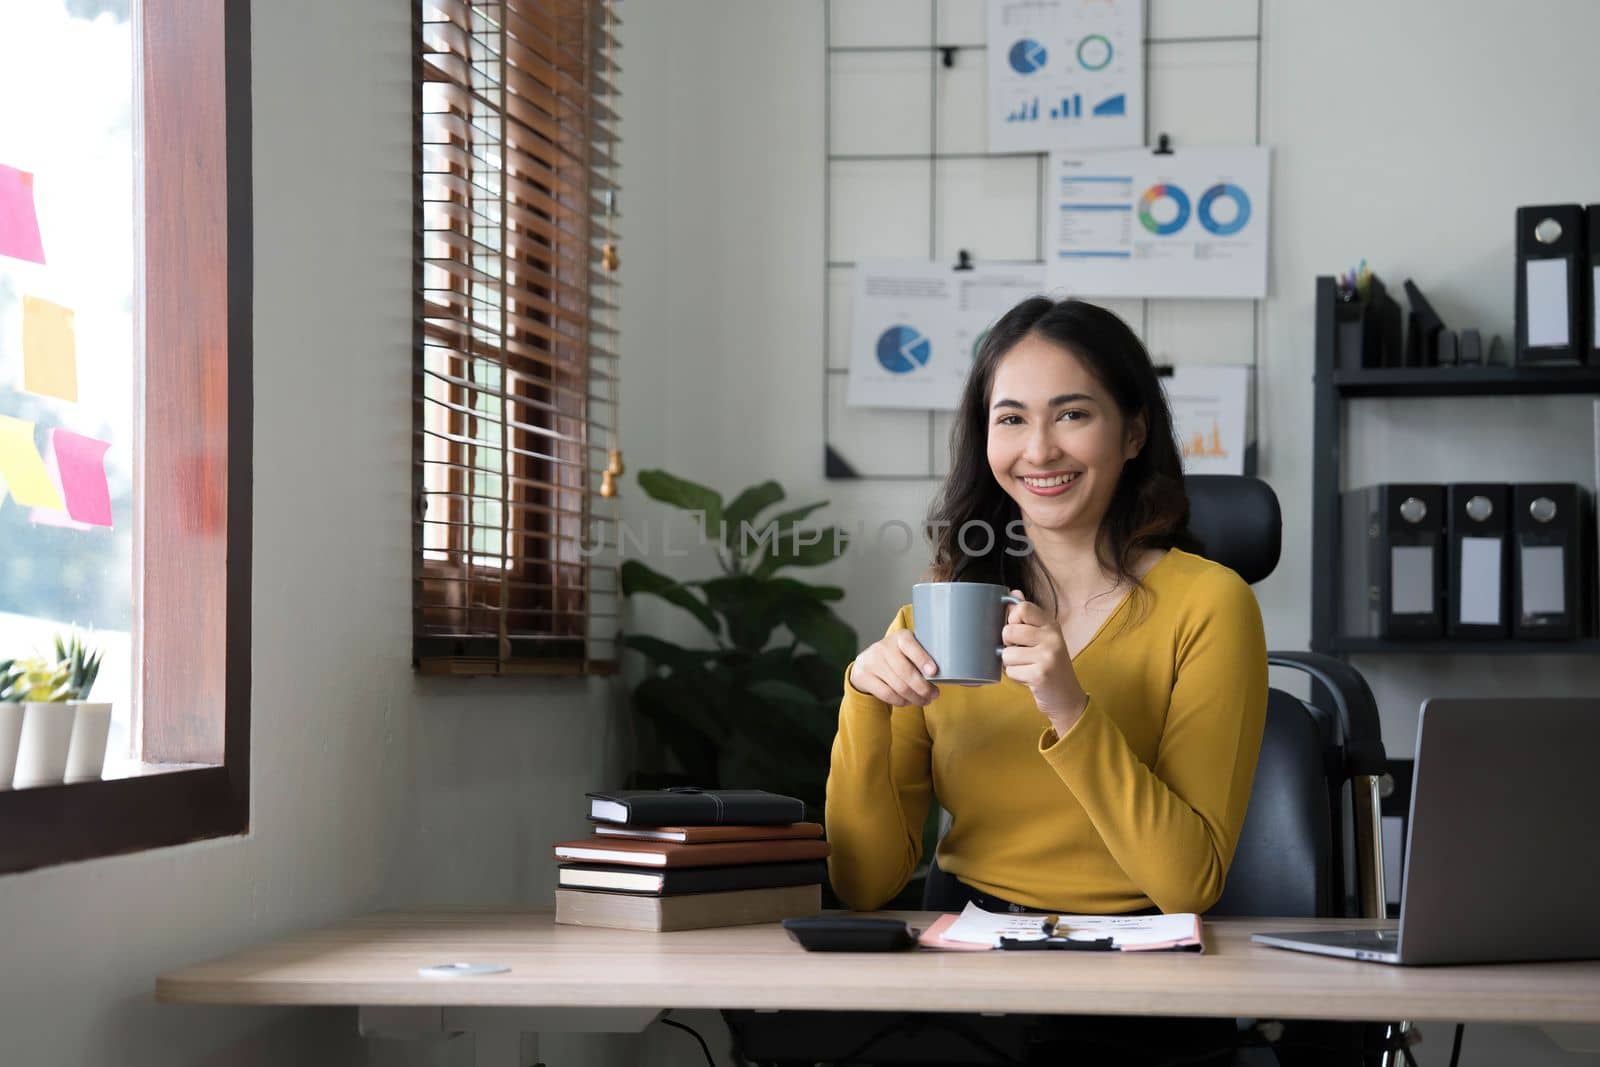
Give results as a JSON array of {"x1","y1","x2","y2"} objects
[
  {"x1": 554, "y1": 884, "x2": 821, "y2": 932},
  {"x1": 590, "y1": 821, "x2": 824, "y2": 844},
  {"x1": 551, "y1": 836, "x2": 830, "y2": 868}
]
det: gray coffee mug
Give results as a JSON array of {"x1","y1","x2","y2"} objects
[{"x1": 911, "y1": 582, "x2": 1024, "y2": 686}]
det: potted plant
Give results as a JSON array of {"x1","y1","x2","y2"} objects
[
  {"x1": 0, "y1": 660, "x2": 25, "y2": 791},
  {"x1": 620, "y1": 471, "x2": 858, "y2": 820},
  {"x1": 3, "y1": 632, "x2": 106, "y2": 788}
]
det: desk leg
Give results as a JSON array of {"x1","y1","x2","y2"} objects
[{"x1": 359, "y1": 1005, "x2": 663, "y2": 1067}]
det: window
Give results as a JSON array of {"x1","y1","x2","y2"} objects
[
  {"x1": 0, "y1": 0, "x2": 251, "y2": 875},
  {"x1": 0, "y1": 1, "x2": 137, "y2": 767},
  {"x1": 414, "y1": 0, "x2": 622, "y2": 676}
]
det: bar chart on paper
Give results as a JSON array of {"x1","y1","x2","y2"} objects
[{"x1": 987, "y1": 0, "x2": 1143, "y2": 152}]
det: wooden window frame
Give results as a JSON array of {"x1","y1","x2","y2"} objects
[{"x1": 0, "y1": 0, "x2": 252, "y2": 877}]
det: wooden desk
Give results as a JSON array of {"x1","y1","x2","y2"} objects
[{"x1": 156, "y1": 910, "x2": 1600, "y2": 1064}]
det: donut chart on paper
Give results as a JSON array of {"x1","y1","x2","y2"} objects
[
  {"x1": 876, "y1": 325, "x2": 932, "y2": 374},
  {"x1": 1137, "y1": 183, "x2": 1191, "y2": 236},
  {"x1": 1008, "y1": 38, "x2": 1048, "y2": 74},
  {"x1": 1198, "y1": 183, "x2": 1252, "y2": 236},
  {"x1": 1076, "y1": 34, "x2": 1113, "y2": 71}
]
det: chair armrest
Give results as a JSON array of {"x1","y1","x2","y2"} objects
[{"x1": 1266, "y1": 651, "x2": 1387, "y2": 776}]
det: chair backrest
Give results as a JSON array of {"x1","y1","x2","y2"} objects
[
  {"x1": 1207, "y1": 690, "x2": 1333, "y2": 916},
  {"x1": 1184, "y1": 473, "x2": 1281, "y2": 584},
  {"x1": 1184, "y1": 475, "x2": 1337, "y2": 917}
]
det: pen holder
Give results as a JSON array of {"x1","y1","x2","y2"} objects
[{"x1": 1334, "y1": 276, "x2": 1401, "y2": 369}]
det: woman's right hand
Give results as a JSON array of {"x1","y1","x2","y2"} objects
[{"x1": 847, "y1": 631, "x2": 941, "y2": 707}]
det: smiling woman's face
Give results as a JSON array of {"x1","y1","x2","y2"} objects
[{"x1": 985, "y1": 333, "x2": 1145, "y2": 538}]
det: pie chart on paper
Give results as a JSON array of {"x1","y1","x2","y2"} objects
[
  {"x1": 1008, "y1": 38, "x2": 1048, "y2": 75},
  {"x1": 876, "y1": 325, "x2": 932, "y2": 374}
]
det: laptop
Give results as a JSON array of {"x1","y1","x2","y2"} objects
[{"x1": 1252, "y1": 697, "x2": 1600, "y2": 965}]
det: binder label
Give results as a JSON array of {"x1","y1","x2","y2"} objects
[
  {"x1": 1524, "y1": 258, "x2": 1571, "y2": 348},
  {"x1": 1519, "y1": 546, "x2": 1566, "y2": 615},
  {"x1": 1390, "y1": 546, "x2": 1434, "y2": 615},
  {"x1": 1457, "y1": 537, "x2": 1503, "y2": 625}
]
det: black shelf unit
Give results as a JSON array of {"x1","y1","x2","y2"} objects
[
  {"x1": 1326, "y1": 637, "x2": 1600, "y2": 656},
  {"x1": 1332, "y1": 365, "x2": 1600, "y2": 398},
  {"x1": 1309, "y1": 275, "x2": 1600, "y2": 656}
]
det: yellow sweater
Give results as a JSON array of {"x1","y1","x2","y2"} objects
[{"x1": 826, "y1": 548, "x2": 1267, "y2": 915}]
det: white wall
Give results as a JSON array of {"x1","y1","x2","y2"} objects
[{"x1": 0, "y1": 1, "x2": 631, "y2": 1064}]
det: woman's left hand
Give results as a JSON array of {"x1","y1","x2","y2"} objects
[{"x1": 1001, "y1": 590, "x2": 1089, "y2": 735}]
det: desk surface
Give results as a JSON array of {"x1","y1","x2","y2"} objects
[{"x1": 155, "y1": 910, "x2": 1600, "y2": 1025}]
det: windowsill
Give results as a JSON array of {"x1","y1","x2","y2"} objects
[
  {"x1": 1, "y1": 758, "x2": 218, "y2": 793},
  {"x1": 101, "y1": 756, "x2": 217, "y2": 781},
  {"x1": 0, "y1": 760, "x2": 245, "y2": 875}
]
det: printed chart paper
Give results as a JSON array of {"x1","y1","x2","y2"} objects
[
  {"x1": 848, "y1": 261, "x2": 1045, "y2": 410},
  {"x1": 1046, "y1": 147, "x2": 1270, "y2": 298},
  {"x1": 1162, "y1": 365, "x2": 1250, "y2": 475},
  {"x1": 987, "y1": 0, "x2": 1142, "y2": 154}
]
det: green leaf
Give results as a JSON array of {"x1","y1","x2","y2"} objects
[
  {"x1": 636, "y1": 470, "x2": 723, "y2": 540},
  {"x1": 754, "y1": 525, "x2": 851, "y2": 578},
  {"x1": 633, "y1": 675, "x2": 724, "y2": 786},
  {"x1": 620, "y1": 560, "x2": 721, "y2": 637},
  {"x1": 731, "y1": 501, "x2": 825, "y2": 564},
  {"x1": 783, "y1": 600, "x2": 859, "y2": 667},
  {"x1": 747, "y1": 681, "x2": 838, "y2": 752},
  {"x1": 748, "y1": 679, "x2": 818, "y2": 706},
  {"x1": 693, "y1": 574, "x2": 773, "y2": 651},
  {"x1": 788, "y1": 652, "x2": 846, "y2": 700},
  {"x1": 622, "y1": 635, "x2": 710, "y2": 675},
  {"x1": 761, "y1": 577, "x2": 845, "y2": 603},
  {"x1": 721, "y1": 481, "x2": 785, "y2": 552}
]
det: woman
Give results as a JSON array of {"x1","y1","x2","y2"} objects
[{"x1": 828, "y1": 296, "x2": 1268, "y2": 922}]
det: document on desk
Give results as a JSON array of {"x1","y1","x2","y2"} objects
[{"x1": 923, "y1": 902, "x2": 1204, "y2": 952}]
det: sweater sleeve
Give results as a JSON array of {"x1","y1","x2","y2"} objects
[
  {"x1": 824, "y1": 606, "x2": 935, "y2": 911},
  {"x1": 1038, "y1": 569, "x2": 1268, "y2": 914}
]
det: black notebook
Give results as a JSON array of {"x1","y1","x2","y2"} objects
[
  {"x1": 557, "y1": 859, "x2": 827, "y2": 896},
  {"x1": 586, "y1": 788, "x2": 806, "y2": 827}
]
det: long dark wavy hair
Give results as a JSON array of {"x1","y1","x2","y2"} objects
[{"x1": 925, "y1": 297, "x2": 1200, "y2": 617}]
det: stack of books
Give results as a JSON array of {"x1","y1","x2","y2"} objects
[{"x1": 553, "y1": 788, "x2": 829, "y2": 932}]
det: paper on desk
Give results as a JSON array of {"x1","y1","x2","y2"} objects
[
  {"x1": 930, "y1": 902, "x2": 1202, "y2": 951},
  {"x1": 940, "y1": 902, "x2": 1054, "y2": 946}
]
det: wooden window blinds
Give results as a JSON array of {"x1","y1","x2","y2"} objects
[{"x1": 415, "y1": 0, "x2": 621, "y2": 676}]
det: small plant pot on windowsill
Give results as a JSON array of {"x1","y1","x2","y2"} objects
[
  {"x1": 2, "y1": 632, "x2": 107, "y2": 788},
  {"x1": 0, "y1": 702, "x2": 24, "y2": 791},
  {"x1": 13, "y1": 702, "x2": 76, "y2": 788},
  {"x1": 64, "y1": 702, "x2": 112, "y2": 783}
]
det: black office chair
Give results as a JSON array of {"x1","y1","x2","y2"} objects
[
  {"x1": 728, "y1": 476, "x2": 1396, "y2": 1066},
  {"x1": 1185, "y1": 475, "x2": 1389, "y2": 922}
]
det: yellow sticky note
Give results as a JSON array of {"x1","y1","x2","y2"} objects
[
  {"x1": 22, "y1": 295, "x2": 78, "y2": 402},
  {"x1": 0, "y1": 415, "x2": 65, "y2": 511}
]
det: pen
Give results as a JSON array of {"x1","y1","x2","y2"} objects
[{"x1": 1041, "y1": 914, "x2": 1059, "y2": 936}]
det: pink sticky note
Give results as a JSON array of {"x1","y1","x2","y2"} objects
[
  {"x1": 0, "y1": 163, "x2": 47, "y2": 265},
  {"x1": 47, "y1": 429, "x2": 112, "y2": 527}
]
